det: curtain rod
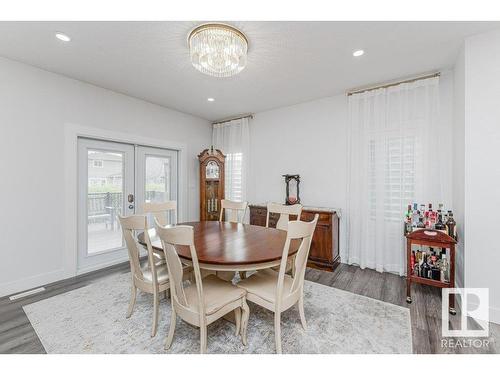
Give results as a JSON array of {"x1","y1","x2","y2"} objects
[
  {"x1": 212, "y1": 113, "x2": 254, "y2": 124},
  {"x1": 347, "y1": 72, "x2": 441, "y2": 96}
]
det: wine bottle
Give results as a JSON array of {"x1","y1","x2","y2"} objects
[
  {"x1": 440, "y1": 253, "x2": 449, "y2": 282},
  {"x1": 445, "y1": 211, "x2": 457, "y2": 239},
  {"x1": 412, "y1": 204, "x2": 420, "y2": 226},
  {"x1": 435, "y1": 213, "x2": 446, "y2": 232},
  {"x1": 438, "y1": 203, "x2": 444, "y2": 215},
  {"x1": 420, "y1": 254, "x2": 430, "y2": 279},
  {"x1": 416, "y1": 216, "x2": 425, "y2": 229},
  {"x1": 428, "y1": 203, "x2": 436, "y2": 228},
  {"x1": 420, "y1": 204, "x2": 426, "y2": 215},
  {"x1": 414, "y1": 264, "x2": 420, "y2": 277},
  {"x1": 430, "y1": 248, "x2": 437, "y2": 264}
]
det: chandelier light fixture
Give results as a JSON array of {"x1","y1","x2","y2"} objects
[{"x1": 188, "y1": 23, "x2": 248, "y2": 78}]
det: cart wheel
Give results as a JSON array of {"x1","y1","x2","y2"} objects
[
  {"x1": 449, "y1": 307, "x2": 456, "y2": 315},
  {"x1": 406, "y1": 296, "x2": 412, "y2": 304}
]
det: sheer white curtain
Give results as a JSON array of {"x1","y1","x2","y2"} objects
[
  {"x1": 347, "y1": 77, "x2": 449, "y2": 275},
  {"x1": 212, "y1": 117, "x2": 250, "y2": 204}
]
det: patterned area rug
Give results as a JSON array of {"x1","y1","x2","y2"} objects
[{"x1": 23, "y1": 272, "x2": 412, "y2": 354}]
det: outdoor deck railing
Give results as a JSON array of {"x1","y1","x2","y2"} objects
[{"x1": 87, "y1": 191, "x2": 166, "y2": 227}]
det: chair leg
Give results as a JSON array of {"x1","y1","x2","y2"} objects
[
  {"x1": 274, "y1": 312, "x2": 282, "y2": 354},
  {"x1": 298, "y1": 294, "x2": 307, "y2": 330},
  {"x1": 164, "y1": 307, "x2": 176, "y2": 350},
  {"x1": 241, "y1": 300, "x2": 250, "y2": 346},
  {"x1": 234, "y1": 307, "x2": 241, "y2": 336},
  {"x1": 151, "y1": 291, "x2": 159, "y2": 337},
  {"x1": 126, "y1": 285, "x2": 137, "y2": 318},
  {"x1": 200, "y1": 324, "x2": 207, "y2": 354}
]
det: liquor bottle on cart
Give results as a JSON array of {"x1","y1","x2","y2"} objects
[
  {"x1": 445, "y1": 211, "x2": 457, "y2": 240},
  {"x1": 420, "y1": 253, "x2": 431, "y2": 279},
  {"x1": 435, "y1": 213, "x2": 446, "y2": 232},
  {"x1": 441, "y1": 253, "x2": 449, "y2": 282},
  {"x1": 417, "y1": 216, "x2": 425, "y2": 228},
  {"x1": 428, "y1": 203, "x2": 437, "y2": 228},
  {"x1": 412, "y1": 203, "x2": 419, "y2": 226}
]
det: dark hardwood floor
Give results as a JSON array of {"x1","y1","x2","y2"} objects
[
  {"x1": 0, "y1": 262, "x2": 498, "y2": 354},
  {"x1": 305, "y1": 264, "x2": 499, "y2": 354}
]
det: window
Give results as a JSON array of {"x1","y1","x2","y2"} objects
[
  {"x1": 212, "y1": 117, "x2": 249, "y2": 203},
  {"x1": 368, "y1": 134, "x2": 417, "y2": 222},
  {"x1": 225, "y1": 153, "x2": 243, "y2": 201},
  {"x1": 89, "y1": 178, "x2": 106, "y2": 187}
]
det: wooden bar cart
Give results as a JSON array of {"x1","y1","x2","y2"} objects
[{"x1": 405, "y1": 229, "x2": 457, "y2": 314}]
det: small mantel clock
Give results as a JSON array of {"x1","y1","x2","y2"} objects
[{"x1": 198, "y1": 147, "x2": 225, "y2": 221}]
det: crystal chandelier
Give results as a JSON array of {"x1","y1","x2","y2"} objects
[{"x1": 188, "y1": 23, "x2": 248, "y2": 78}]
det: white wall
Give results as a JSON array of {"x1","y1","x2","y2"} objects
[
  {"x1": 248, "y1": 74, "x2": 454, "y2": 262},
  {"x1": 0, "y1": 57, "x2": 211, "y2": 297},
  {"x1": 463, "y1": 29, "x2": 500, "y2": 323},
  {"x1": 453, "y1": 47, "x2": 466, "y2": 289},
  {"x1": 248, "y1": 95, "x2": 349, "y2": 258}
]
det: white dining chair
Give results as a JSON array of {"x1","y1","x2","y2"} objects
[
  {"x1": 217, "y1": 199, "x2": 249, "y2": 281},
  {"x1": 266, "y1": 202, "x2": 303, "y2": 230},
  {"x1": 219, "y1": 199, "x2": 248, "y2": 223},
  {"x1": 156, "y1": 224, "x2": 250, "y2": 354},
  {"x1": 143, "y1": 200, "x2": 177, "y2": 227},
  {"x1": 237, "y1": 215, "x2": 318, "y2": 354},
  {"x1": 118, "y1": 214, "x2": 191, "y2": 337},
  {"x1": 266, "y1": 202, "x2": 304, "y2": 274}
]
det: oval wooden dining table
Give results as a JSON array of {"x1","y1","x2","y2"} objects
[{"x1": 138, "y1": 221, "x2": 299, "y2": 272}]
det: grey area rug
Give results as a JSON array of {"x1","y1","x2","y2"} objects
[{"x1": 23, "y1": 272, "x2": 412, "y2": 354}]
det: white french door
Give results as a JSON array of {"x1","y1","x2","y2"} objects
[
  {"x1": 136, "y1": 146, "x2": 178, "y2": 226},
  {"x1": 77, "y1": 138, "x2": 178, "y2": 272}
]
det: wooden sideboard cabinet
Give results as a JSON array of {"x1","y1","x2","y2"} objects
[{"x1": 249, "y1": 204, "x2": 340, "y2": 271}]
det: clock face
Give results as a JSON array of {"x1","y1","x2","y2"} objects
[{"x1": 206, "y1": 161, "x2": 219, "y2": 179}]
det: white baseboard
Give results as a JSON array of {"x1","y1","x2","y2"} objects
[
  {"x1": 76, "y1": 256, "x2": 129, "y2": 276},
  {"x1": 0, "y1": 257, "x2": 130, "y2": 299},
  {"x1": 0, "y1": 269, "x2": 65, "y2": 298}
]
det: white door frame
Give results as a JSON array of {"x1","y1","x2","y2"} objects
[{"x1": 64, "y1": 124, "x2": 188, "y2": 277}]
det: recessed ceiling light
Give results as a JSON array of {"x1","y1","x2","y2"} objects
[
  {"x1": 55, "y1": 32, "x2": 71, "y2": 42},
  {"x1": 207, "y1": 97, "x2": 215, "y2": 102},
  {"x1": 353, "y1": 49, "x2": 364, "y2": 57}
]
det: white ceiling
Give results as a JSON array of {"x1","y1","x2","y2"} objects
[{"x1": 0, "y1": 21, "x2": 498, "y2": 121}]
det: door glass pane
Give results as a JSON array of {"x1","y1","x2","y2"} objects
[
  {"x1": 87, "y1": 150, "x2": 124, "y2": 254},
  {"x1": 145, "y1": 155, "x2": 170, "y2": 203}
]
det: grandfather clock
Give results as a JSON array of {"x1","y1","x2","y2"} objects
[{"x1": 198, "y1": 148, "x2": 225, "y2": 221}]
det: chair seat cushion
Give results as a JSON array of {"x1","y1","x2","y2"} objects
[
  {"x1": 184, "y1": 275, "x2": 245, "y2": 315},
  {"x1": 141, "y1": 264, "x2": 191, "y2": 284},
  {"x1": 237, "y1": 268, "x2": 293, "y2": 304},
  {"x1": 152, "y1": 252, "x2": 166, "y2": 266},
  {"x1": 142, "y1": 264, "x2": 169, "y2": 283}
]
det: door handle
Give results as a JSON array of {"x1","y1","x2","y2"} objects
[{"x1": 128, "y1": 194, "x2": 134, "y2": 203}]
